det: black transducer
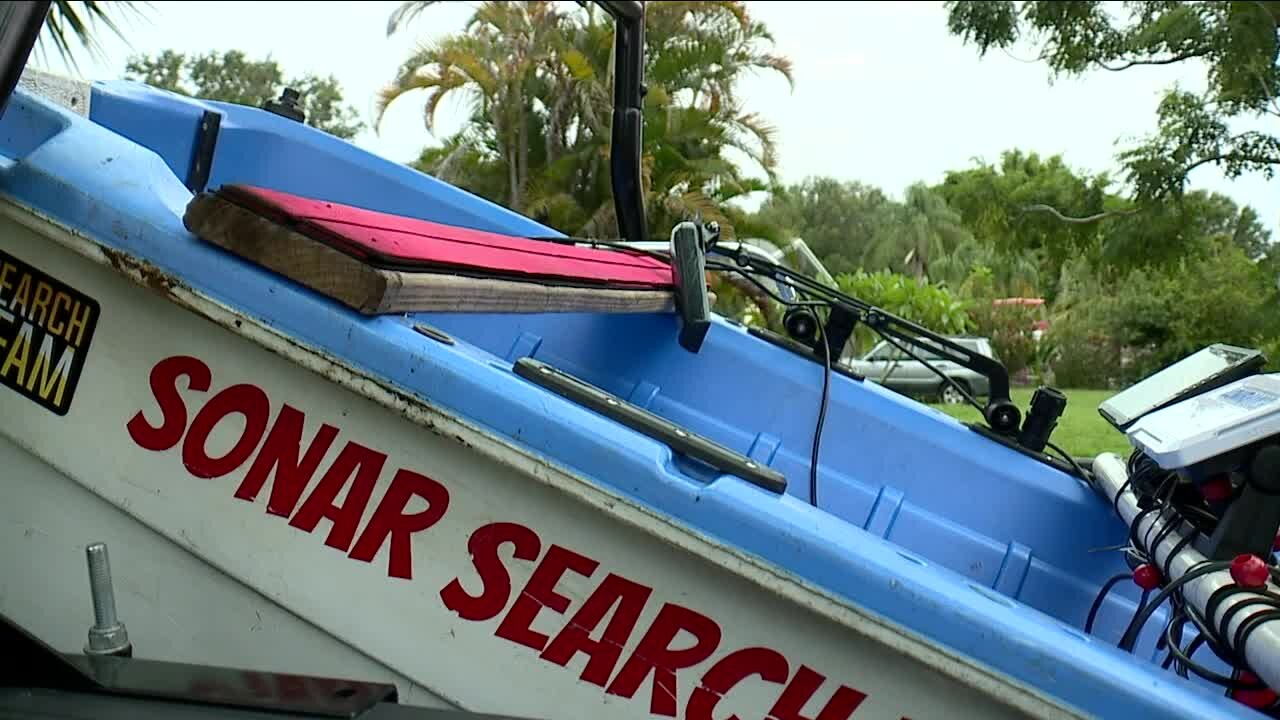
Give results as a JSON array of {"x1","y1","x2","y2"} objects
[
  {"x1": 783, "y1": 307, "x2": 818, "y2": 344},
  {"x1": 1018, "y1": 386, "x2": 1067, "y2": 453}
]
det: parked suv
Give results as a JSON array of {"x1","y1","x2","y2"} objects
[{"x1": 847, "y1": 336, "x2": 995, "y2": 404}]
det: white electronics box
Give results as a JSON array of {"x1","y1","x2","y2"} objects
[{"x1": 1127, "y1": 373, "x2": 1280, "y2": 470}]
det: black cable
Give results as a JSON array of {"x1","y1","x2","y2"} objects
[
  {"x1": 1046, "y1": 440, "x2": 1092, "y2": 485},
  {"x1": 708, "y1": 262, "x2": 983, "y2": 499},
  {"x1": 873, "y1": 331, "x2": 985, "y2": 416},
  {"x1": 1128, "y1": 504, "x2": 1164, "y2": 560},
  {"x1": 1149, "y1": 510, "x2": 1184, "y2": 556},
  {"x1": 684, "y1": 255, "x2": 833, "y2": 509},
  {"x1": 1086, "y1": 572, "x2": 1132, "y2": 634},
  {"x1": 1162, "y1": 530, "x2": 1199, "y2": 584},
  {"x1": 529, "y1": 235, "x2": 676, "y2": 263},
  {"x1": 1113, "y1": 477, "x2": 1135, "y2": 521},
  {"x1": 1129, "y1": 587, "x2": 1153, "y2": 645},
  {"x1": 1204, "y1": 585, "x2": 1280, "y2": 649},
  {"x1": 1165, "y1": 631, "x2": 1268, "y2": 690},
  {"x1": 1124, "y1": 475, "x2": 1177, "y2": 562},
  {"x1": 1236, "y1": 608, "x2": 1280, "y2": 675},
  {"x1": 1163, "y1": 612, "x2": 1187, "y2": 675},
  {"x1": 1178, "y1": 600, "x2": 1246, "y2": 671},
  {"x1": 635, "y1": 244, "x2": 1067, "y2": 502},
  {"x1": 1182, "y1": 602, "x2": 1218, "y2": 650},
  {"x1": 1216, "y1": 591, "x2": 1280, "y2": 647},
  {"x1": 1137, "y1": 487, "x2": 1180, "y2": 559},
  {"x1": 808, "y1": 317, "x2": 831, "y2": 508},
  {"x1": 703, "y1": 259, "x2": 830, "y2": 314},
  {"x1": 1174, "y1": 503, "x2": 1221, "y2": 529},
  {"x1": 1118, "y1": 561, "x2": 1234, "y2": 652},
  {"x1": 1039, "y1": 438, "x2": 1090, "y2": 481},
  {"x1": 703, "y1": 252, "x2": 1024, "y2": 463}
]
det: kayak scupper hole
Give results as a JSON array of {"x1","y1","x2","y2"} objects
[
  {"x1": 968, "y1": 583, "x2": 1014, "y2": 608},
  {"x1": 897, "y1": 551, "x2": 928, "y2": 567}
]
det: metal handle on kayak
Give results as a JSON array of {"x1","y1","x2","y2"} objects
[
  {"x1": 513, "y1": 358, "x2": 787, "y2": 494},
  {"x1": 670, "y1": 221, "x2": 712, "y2": 354}
]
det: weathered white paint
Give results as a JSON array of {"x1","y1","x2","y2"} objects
[
  {"x1": 0, "y1": 195, "x2": 1077, "y2": 720},
  {"x1": 0, "y1": 430, "x2": 450, "y2": 709},
  {"x1": 17, "y1": 67, "x2": 90, "y2": 118}
]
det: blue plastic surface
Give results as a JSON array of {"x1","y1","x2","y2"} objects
[{"x1": 0, "y1": 82, "x2": 1259, "y2": 719}]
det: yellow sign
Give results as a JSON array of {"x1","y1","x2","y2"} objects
[{"x1": 0, "y1": 249, "x2": 98, "y2": 415}]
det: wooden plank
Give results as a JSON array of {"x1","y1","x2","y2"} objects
[
  {"x1": 214, "y1": 183, "x2": 673, "y2": 281},
  {"x1": 183, "y1": 194, "x2": 676, "y2": 316}
]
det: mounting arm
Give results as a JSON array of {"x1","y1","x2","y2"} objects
[
  {"x1": 861, "y1": 308, "x2": 1020, "y2": 433},
  {"x1": 717, "y1": 244, "x2": 1022, "y2": 434},
  {"x1": 596, "y1": 1, "x2": 647, "y2": 244}
]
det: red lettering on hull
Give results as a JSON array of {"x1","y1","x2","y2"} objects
[
  {"x1": 127, "y1": 355, "x2": 450, "y2": 580},
  {"x1": 127, "y1": 356, "x2": 901, "y2": 720},
  {"x1": 444, "y1": 521, "x2": 879, "y2": 720},
  {"x1": 540, "y1": 572, "x2": 652, "y2": 687}
]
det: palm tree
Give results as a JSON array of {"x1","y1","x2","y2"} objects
[
  {"x1": 38, "y1": 2, "x2": 147, "y2": 72},
  {"x1": 896, "y1": 183, "x2": 972, "y2": 280},
  {"x1": 380, "y1": 0, "x2": 793, "y2": 240},
  {"x1": 931, "y1": 238, "x2": 1041, "y2": 295},
  {"x1": 381, "y1": 2, "x2": 574, "y2": 213}
]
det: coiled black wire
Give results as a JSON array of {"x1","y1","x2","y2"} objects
[{"x1": 1119, "y1": 561, "x2": 1234, "y2": 652}]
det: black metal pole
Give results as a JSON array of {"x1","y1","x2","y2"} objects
[{"x1": 597, "y1": 1, "x2": 647, "y2": 243}]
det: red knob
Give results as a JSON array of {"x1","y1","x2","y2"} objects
[
  {"x1": 1230, "y1": 671, "x2": 1278, "y2": 709},
  {"x1": 1231, "y1": 554, "x2": 1271, "y2": 589},
  {"x1": 1132, "y1": 564, "x2": 1162, "y2": 590},
  {"x1": 1201, "y1": 476, "x2": 1234, "y2": 502}
]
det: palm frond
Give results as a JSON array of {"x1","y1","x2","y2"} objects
[
  {"x1": 386, "y1": 1, "x2": 442, "y2": 37},
  {"x1": 40, "y1": 1, "x2": 149, "y2": 73}
]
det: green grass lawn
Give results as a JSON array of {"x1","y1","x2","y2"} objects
[{"x1": 929, "y1": 387, "x2": 1133, "y2": 458}]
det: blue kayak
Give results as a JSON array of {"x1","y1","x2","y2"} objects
[{"x1": 0, "y1": 6, "x2": 1272, "y2": 720}]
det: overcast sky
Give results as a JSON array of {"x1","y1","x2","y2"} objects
[{"x1": 35, "y1": 0, "x2": 1278, "y2": 240}]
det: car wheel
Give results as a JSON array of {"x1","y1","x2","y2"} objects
[{"x1": 939, "y1": 381, "x2": 970, "y2": 405}]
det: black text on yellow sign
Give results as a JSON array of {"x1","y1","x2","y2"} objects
[{"x1": 0, "y1": 249, "x2": 99, "y2": 415}]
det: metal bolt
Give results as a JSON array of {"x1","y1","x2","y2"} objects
[{"x1": 84, "y1": 543, "x2": 131, "y2": 657}]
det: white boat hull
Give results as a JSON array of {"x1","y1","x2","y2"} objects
[{"x1": 0, "y1": 197, "x2": 1070, "y2": 719}]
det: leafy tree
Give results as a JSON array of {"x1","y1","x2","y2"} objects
[
  {"x1": 935, "y1": 149, "x2": 1118, "y2": 297},
  {"x1": 1097, "y1": 187, "x2": 1273, "y2": 268},
  {"x1": 379, "y1": 1, "x2": 792, "y2": 240},
  {"x1": 960, "y1": 267, "x2": 1042, "y2": 377},
  {"x1": 1047, "y1": 235, "x2": 1280, "y2": 387},
  {"x1": 754, "y1": 178, "x2": 898, "y2": 275},
  {"x1": 936, "y1": 148, "x2": 1275, "y2": 297},
  {"x1": 757, "y1": 177, "x2": 979, "y2": 283},
  {"x1": 124, "y1": 50, "x2": 365, "y2": 140},
  {"x1": 932, "y1": 237, "x2": 1041, "y2": 297},
  {"x1": 1186, "y1": 190, "x2": 1272, "y2": 260},
  {"x1": 835, "y1": 269, "x2": 973, "y2": 355},
  {"x1": 943, "y1": 1, "x2": 1280, "y2": 204}
]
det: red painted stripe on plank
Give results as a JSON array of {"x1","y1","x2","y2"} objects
[
  {"x1": 302, "y1": 219, "x2": 669, "y2": 286},
  {"x1": 221, "y1": 185, "x2": 672, "y2": 287}
]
